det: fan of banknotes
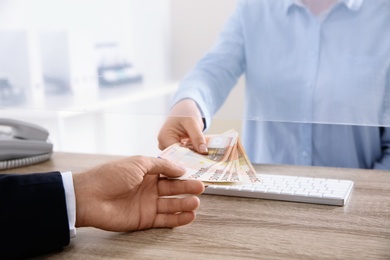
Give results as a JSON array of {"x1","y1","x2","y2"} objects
[{"x1": 159, "y1": 130, "x2": 260, "y2": 183}]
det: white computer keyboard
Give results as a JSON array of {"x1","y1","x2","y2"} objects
[{"x1": 204, "y1": 174, "x2": 354, "y2": 206}]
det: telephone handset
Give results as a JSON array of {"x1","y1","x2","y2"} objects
[{"x1": 0, "y1": 118, "x2": 53, "y2": 170}]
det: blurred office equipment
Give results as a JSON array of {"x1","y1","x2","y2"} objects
[
  {"x1": 0, "y1": 118, "x2": 52, "y2": 170},
  {"x1": 0, "y1": 78, "x2": 25, "y2": 105},
  {"x1": 40, "y1": 31, "x2": 98, "y2": 97},
  {"x1": 0, "y1": 30, "x2": 44, "y2": 106},
  {"x1": 96, "y1": 43, "x2": 143, "y2": 88}
]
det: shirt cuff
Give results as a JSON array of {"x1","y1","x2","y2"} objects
[{"x1": 60, "y1": 171, "x2": 77, "y2": 238}]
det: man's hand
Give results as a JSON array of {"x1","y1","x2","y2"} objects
[
  {"x1": 158, "y1": 99, "x2": 208, "y2": 154},
  {"x1": 73, "y1": 156, "x2": 204, "y2": 231}
]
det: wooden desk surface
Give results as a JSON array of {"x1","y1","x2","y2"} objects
[{"x1": 5, "y1": 152, "x2": 390, "y2": 259}]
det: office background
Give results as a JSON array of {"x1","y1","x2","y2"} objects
[{"x1": 0, "y1": 0, "x2": 244, "y2": 156}]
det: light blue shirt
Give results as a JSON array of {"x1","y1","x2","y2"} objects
[{"x1": 173, "y1": 0, "x2": 390, "y2": 170}]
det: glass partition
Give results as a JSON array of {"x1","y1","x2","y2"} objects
[{"x1": 0, "y1": 0, "x2": 389, "y2": 170}]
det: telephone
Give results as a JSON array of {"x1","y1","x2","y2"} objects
[{"x1": 0, "y1": 118, "x2": 53, "y2": 170}]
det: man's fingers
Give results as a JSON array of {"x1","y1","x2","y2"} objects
[
  {"x1": 158, "y1": 179, "x2": 205, "y2": 196},
  {"x1": 157, "y1": 196, "x2": 200, "y2": 214},
  {"x1": 140, "y1": 157, "x2": 186, "y2": 178},
  {"x1": 153, "y1": 211, "x2": 197, "y2": 228}
]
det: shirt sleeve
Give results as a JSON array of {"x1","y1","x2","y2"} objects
[
  {"x1": 171, "y1": 0, "x2": 246, "y2": 125},
  {"x1": 61, "y1": 171, "x2": 77, "y2": 238}
]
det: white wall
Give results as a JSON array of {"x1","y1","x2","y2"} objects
[{"x1": 170, "y1": 0, "x2": 236, "y2": 80}]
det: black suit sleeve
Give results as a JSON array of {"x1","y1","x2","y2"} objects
[{"x1": 0, "y1": 172, "x2": 70, "y2": 259}]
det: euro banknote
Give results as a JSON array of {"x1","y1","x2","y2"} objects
[{"x1": 159, "y1": 130, "x2": 260, "y2": 183}]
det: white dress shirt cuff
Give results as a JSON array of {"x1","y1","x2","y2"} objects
[{"x1": 60, "y1": 171, "x2": 77, "y2": 238}]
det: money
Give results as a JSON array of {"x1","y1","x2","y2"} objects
[{"x1": 159, "y1": 130, "x2": 260, "y2": 183}]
